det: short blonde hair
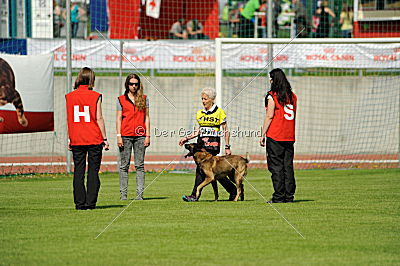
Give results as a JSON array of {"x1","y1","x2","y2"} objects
[{"x1": 201, "y1": 87, "x2": 216, "y2": 100}]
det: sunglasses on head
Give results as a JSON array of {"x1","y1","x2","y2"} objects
[{"x1": 128, "y1": 82, "x2": 139, "y2": 86}]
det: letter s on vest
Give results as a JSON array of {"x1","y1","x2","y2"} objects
[{"x1": 284, "y1": 104, "x2": 294, "y2": 120}]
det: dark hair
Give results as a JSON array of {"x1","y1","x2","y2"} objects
[
  {"x1": 74, "y1": 67, "x2": 95, "y2": 90},
  {"x1": 124, "y1": 73, "x2": 146, "y2": 110},
  {"x1": 268, "y1": 68, "x2": 293, "y2": 106}
]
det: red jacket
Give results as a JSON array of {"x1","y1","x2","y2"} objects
[
  {"x1": 266, "y1": 91, "x2": 297, "y2": 141},
  {"x1": 66, "y1": 85, "x2": 103, "y2": 145},
  {"x1": 118, "y1": 94, "x2": 147, "y2": 136}
]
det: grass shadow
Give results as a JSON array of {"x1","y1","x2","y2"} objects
[
  {"x1": 199, "y1": 199, "x2": 255, "y2": 202},
  {"x1": 95, "y1": 205, "x2": 125, "y2": 209},
  {"x1": 127, "y1": 197, "x2": 169, "y2": 201},
  {"x1": 293, "y1": 199, "x2": 314, "y2": 203},
  {"x1": 144, "y1": 197, "x2": 169, "y2": 200}
]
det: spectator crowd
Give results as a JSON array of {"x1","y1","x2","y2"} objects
[{"x1": 53, "y1": 0, "x2": 354, "y2": 40}]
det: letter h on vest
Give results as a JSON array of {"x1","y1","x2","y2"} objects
[{"x1": 74, "y1": 105, "x2": 91, "y2": 122}]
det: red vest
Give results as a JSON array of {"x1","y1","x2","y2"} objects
[
  {"x1": 66, "y1": 85, "x2": 104, "y2": 145},
  {"x1": 266, "y1": 92, "x2": 297, "y2": 141},
  {"x1": 118, "y1": 94, "x2": 147, "y2": 136}
]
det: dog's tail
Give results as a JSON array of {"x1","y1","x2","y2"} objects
[{"x1": 244, "y1": 152, "x2": 250, "y2": 163}]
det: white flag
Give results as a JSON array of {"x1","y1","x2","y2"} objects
[{"x1": 146, "y1": 0, "x2": 161, "y2": 19}]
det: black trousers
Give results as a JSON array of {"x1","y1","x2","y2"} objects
[
  {"x1": 71, "y1": 144, "x2": 103, "y2": 209},
  {"x1": 239, "y1": 14, "x2": 254, "y2": 38},
  {"x1": 266, "y1": 137, "x2": 296, "y2": 202},
  {"x1": 191, "y1": 150, "x2": 237, "y2": 198}
]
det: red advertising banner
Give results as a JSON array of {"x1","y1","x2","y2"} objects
[{"x1": 0, "y1": 54, "x2": 54, "y2": 134}]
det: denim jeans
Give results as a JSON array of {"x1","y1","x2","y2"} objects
[
  {"x1": 71, "y1": 22, "x2": 79, "y2": 38},
  {"x1": 119, "y1": 136, "x2": 146, "y2": 199}
]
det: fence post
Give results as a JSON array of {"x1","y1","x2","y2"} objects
[{"x1": 66, "y1": 0, "x2": 72, "y2": 173}]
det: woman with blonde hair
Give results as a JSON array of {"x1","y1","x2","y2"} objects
[
  {"x1": 339, "y1": 3, "x2": 353, "y2": 38},
  {"x1": 179, "y1": 87, "x2": 237, "y2": 202},
  {"x1": 117, "y1": 73, "x2": 150, "y2": 201}
]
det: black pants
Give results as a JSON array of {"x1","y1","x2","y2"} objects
[
  {"x1": 71, "y1": 144, "x2": 103, "y2": 209},
  {"x1": 239, "y1": 14, "x2": 254, "y2": 38},
  {"x1": 266, "y1": 137, "x2": 296, "y2": 202},
  {"x1": 190, "y1": 150, "x2": 237, "y2": 199}
]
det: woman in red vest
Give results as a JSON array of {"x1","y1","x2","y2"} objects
[
  {"x1": 66, "y1": 67, "x2": 109, "y2": 210},
  {"x1": 117, "y1": 73, "x2": 150, "y2": 201},
  {"x1": 260, "y1": 68, "x2": 297, "y2": 203}
]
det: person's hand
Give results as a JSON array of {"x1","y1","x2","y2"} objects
[
  {"x1": 103, "y1": 140, "x2": 110, "y2": 151},
  {"x1": 117, "y1": 136, "x2": 123, "y2": 148},
  {"x1": 225, "y1": 148, "x2": 231, "y2": 155},
  {"x1": 179, "y1": 137, "x2": 188, "y2": 146},
  {"x1": 259, "y1": 137, "x2": 266, "y2": 147},
  {"x1": 68, "y1": 140, "x2": 72, "y2": 151},
  {"x1": 144, "y1": 136, "x2": 150, "y2": 147}
]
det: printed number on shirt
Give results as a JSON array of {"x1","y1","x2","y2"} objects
[
  {"x1": 284, "y1": 104, "x2": 294, "y2": 120},
  {"x1": 74, "y1": 105, "x2": 90, "y2": 122},
  {"x1": 200, "y1": 127, "x2": 219, "y2": 137}
]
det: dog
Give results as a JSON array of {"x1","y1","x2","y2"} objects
[
  {"x1": 0, "y1": 57, "x2": 28, "y2": 127},
  {"x1": 184, "y1": 143, "x2": 249, "y2": 201}
]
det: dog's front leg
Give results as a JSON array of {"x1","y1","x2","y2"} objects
[
  {"x1": 211, "y1": 180, "x2": 218, "y2": 201},
  {"x1": 196, "y1": 170, "x2": 214, "y2": 200}
]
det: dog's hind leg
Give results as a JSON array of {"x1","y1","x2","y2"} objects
[
  {"x1": 240, "y1": 184, "x2": 244, "y2": 201},
  {"x1": 233, "y1": 169, "x2": 246, "y2": 202},
  {"x1": 211, "y1": 180, "x2": 218, "y2": 201},
  {"x1": 240, "y1": 168, "x2": 247, "y2": 201}
]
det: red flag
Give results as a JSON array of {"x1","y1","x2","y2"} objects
[{"x1": 146, "y1": 0, "x2": 161, "y2": 19}]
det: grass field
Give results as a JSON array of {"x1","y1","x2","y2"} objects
[{"x1": 1, "y1": 168, "x2": 399, "y2": 265}]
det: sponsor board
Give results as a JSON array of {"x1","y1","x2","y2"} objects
[{"x1": 27, "y1": 39, "x2": 400, "y2": 69}]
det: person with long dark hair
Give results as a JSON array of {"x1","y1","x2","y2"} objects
[
  {"x1": 66, "y1": 67, "x2": 109, "y2": 210},
  {"x1": 117, "y1": 73, "x2": 150, "y2": 201},
  {"x1": 260, "y1": 68, "x2": 297, "y2": 203},
  {"x1": 315, "y1": 1, "x2": 336, "y2": 38}
]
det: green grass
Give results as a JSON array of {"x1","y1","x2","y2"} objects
[{"x1": 1, "y1": 169, "x2": 399, "y2": 265}]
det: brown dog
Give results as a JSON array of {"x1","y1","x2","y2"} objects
[
  {"x1": 184, "y1": 143, "x2": 249, "y2": 201},
  {"x1": 0, "y1": 57, "x2": 28, "y2": 127}
]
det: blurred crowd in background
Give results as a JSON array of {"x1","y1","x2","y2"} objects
[{"x1": 50, "y1": 0, "x2": 399, "y2": 39}]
